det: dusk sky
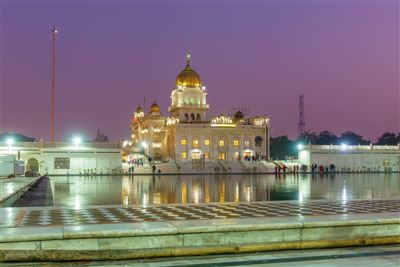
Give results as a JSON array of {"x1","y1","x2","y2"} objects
[{"x1": 2, "y1": 1, "x2": 399, "y2": 142}]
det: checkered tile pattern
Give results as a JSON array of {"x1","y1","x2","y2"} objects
[{"x1": 14, "y1": 199, "x2": 400, "y2": 227}]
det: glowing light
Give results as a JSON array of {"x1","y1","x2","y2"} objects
[
  {"x1": 211, "y1": 115, "x2": 233, "y2": 125},
  {"x1": 141, "y1": 141, "x2": 148, "y2": 148},
  {"x1": 6, "y1": 138, "x2": 14, "y2": 146},
  {"x1": 152, "y1": 142, "x2": 161, "y2": 148},
  {"x1": 253, "y1": 118, "x2": 266, "y2": 126},
  {"x1": 73, "y1": 137, "x2": 81, "y2": 146},
  {"x1": 340, "y1": 143, "x2": 348, "y2": 151},
  {"x1": 297, "y1": 144, "x2": 304, "y2": 150},
  {"x1": 167, "y1": 117, "x2": 179, "y2": 126}
]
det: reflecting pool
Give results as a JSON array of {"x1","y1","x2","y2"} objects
[{"x1": 47, "y1": 173, "x2": 400, "y2": 208}]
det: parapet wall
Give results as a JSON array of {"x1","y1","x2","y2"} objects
[{"x1": 1, "y1": 213, "x2": 399, "y2": 262}]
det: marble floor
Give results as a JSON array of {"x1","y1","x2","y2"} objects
[{"x1": 7, "y1": 198, "x2": 400, "y2": 228}]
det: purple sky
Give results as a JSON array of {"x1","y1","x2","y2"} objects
[{"x1": 2, "y1": 1, "x2": 399, "y2": 142}]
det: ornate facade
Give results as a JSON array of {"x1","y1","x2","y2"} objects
[{"x1": 130, "y1": 55, "x2": 270, "y2": 162}]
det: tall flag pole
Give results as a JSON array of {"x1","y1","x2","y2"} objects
[{"x1": 51, "y1": 25, "x2": 58, "y2": 143}]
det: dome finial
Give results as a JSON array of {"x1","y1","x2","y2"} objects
[{"x1": 186, "y1": 53, "x2": 191, "y2": 65}]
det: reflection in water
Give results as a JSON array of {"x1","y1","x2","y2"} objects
[{"x1": 49, "y1": 173, "x2": 400, "y2": 207}]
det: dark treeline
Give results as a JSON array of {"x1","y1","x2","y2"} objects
[
  {"x1": 0, "y1": 132, "x2": 35, "y2": 142},
  {"x1": 271, "y1": 131, "x2": 400, "y2": 160}
]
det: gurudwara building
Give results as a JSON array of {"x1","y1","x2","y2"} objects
[{"x1": 130, "y1": 55, "x2": 270, "y2": 162}]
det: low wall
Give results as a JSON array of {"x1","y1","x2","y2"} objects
[{"x1": 1, "y1": 213, "x2": 399, "y2": 262}]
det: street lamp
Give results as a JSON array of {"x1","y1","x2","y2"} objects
[
  {"x1": 73, "y1": 137, "x2": 82, "y2": 146},
  {"x1": 340, "y1": 143, "x2": 348, "y2": 151},
  {"x1": 6, "y1": 138, "x2": 14, "y2": 146},
  {"x1": 297, "y1": 144, "x2": 304, "y2": 150}
]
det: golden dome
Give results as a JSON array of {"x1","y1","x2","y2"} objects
[
  {"x1": 176, "y1": 54, "x2": 202, "y2": 88},
  {"x1": 150, "y1": 101, "x2": 160, "y2": 113}
]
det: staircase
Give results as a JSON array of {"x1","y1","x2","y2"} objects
[{"x1": 219, "y1": 160, "x2": 248, "y2": 173}]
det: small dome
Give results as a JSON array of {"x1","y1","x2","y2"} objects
[
  {"x1": 234, "y1": 110, "x2": 244, "y2": 119},
  {"x1": 150, "y1": 101, "x2": 160, "y2": 113},
  {"x1": 135, "y1": 105, "x2": 143, "y2": 113},
  {"x1": 176, "y1": 54, "x2": 202, "y2": 88}
]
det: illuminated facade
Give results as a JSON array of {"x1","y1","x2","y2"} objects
[{"x1": 130, "y1": 55, "x2": 270, "y2": 162}]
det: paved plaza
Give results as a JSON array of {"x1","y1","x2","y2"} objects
[
  {"x1": 5, "y1": 198, "x2": 400, "y2": 228},
  {"x1": 1, "y1": 177, "x2": 399, "y2": 263}
]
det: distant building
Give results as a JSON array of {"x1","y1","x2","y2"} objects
[
  {"x1": 94, "y1": 129, "x2": 109, "y2": 142},
  {"x1": 130, "y1": 55, "x2": 270, "y2": 162},
  {"x1": 0, "y1": 141, "x2": 122, "y2": 175},
  {"x1": 298, "y1": 144, "x2": 400, "y2": 172}
]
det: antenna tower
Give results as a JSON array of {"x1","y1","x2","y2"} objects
[{"x1": 298, "y1": 94, "x2": 306, "y2": 136}]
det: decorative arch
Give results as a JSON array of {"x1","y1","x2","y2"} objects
[
  {"x1": 26, "y1": 158, "x2": 39, "y2": 173},
  {"x1": 190, "y1": 113, "x2": 195, "y2": 121},
  {"x1": 196, "y1": 113, "x2": 201, "y2": 121},
  {"x1": 184, "y1": 113, "x2": 189, "y2": 121}
]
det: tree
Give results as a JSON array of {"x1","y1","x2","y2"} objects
[
  {"x1": 270, "y1": 136, "x2": 296, "y2": 160},
  {"x1": 0, "y1": 132, "x2": 35, "y2": 142},
  {"x1": 297, "y1": 131, "x2": 318, "y2": 145},
  {"x1": 338, "y1": 131, "x2": 369, "y2": 145},
  {"x1": 376, "y1": 132, "x2": 400, "y2": 145},
  {"x1": 316, "y1": 131, "x2": 338, "y2": 145}
]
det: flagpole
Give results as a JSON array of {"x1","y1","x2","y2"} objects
[{"x1": 51, "y1": 25, "x2": 58, "y2": 143}]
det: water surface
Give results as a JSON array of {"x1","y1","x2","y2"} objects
[{"x1": 48, "y1": 173, "x2": 400, "y2": 208}]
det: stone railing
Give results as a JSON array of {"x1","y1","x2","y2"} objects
[{"x1": 308, "y1": 144, "x2": 400, "y2": 151}]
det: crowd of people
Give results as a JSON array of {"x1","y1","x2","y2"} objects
[{"x1": 240, "y1": 154, "x2": 268, "y2": 162}]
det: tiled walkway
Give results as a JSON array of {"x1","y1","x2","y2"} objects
[{"x1": 12, "y1": 199, "x2": 400, "y2": 228}]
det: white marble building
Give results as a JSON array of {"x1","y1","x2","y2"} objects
[
  {"x1": 298, "y1": 144, "x2": 400, "y2": 172},
  {"x1": 130, "y1": 55, "x2": 270, "y2": 162},
  {"x1": 0, "y1": 141, "x2": 122, "y2": 175}
]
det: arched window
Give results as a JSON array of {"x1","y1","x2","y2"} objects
[
  {"x1": 190, "y1": 113, "x2": 195, "y2": 121},
  {"x1": 204, "y1": 138, "x2": 210, "y2": 146},
  {"x1": 181, "y1": 137, "x2": 187, "y2": 146},
  {"x1": 185, "y1": 113, "x2": 189, "y2": 121},
  {"x1": 192, "y1": 138, "x2": 199, "y2": 148},
  {"x1": 26, "y1": 158, "x2": 39, "y2": 172},
  {"x1": 219, "y1": 139, "x2": 225, "y2": 147},
  {"x1": 196, "y1": 113, "x2": 201, "y2": 120},
  {"x1": 244, "y1": 138, "x2": 250, "y2": 147}
]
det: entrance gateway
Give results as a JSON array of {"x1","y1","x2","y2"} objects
[{"x1": 191, "y1": 149, "x2": 201, "y2": 160}]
